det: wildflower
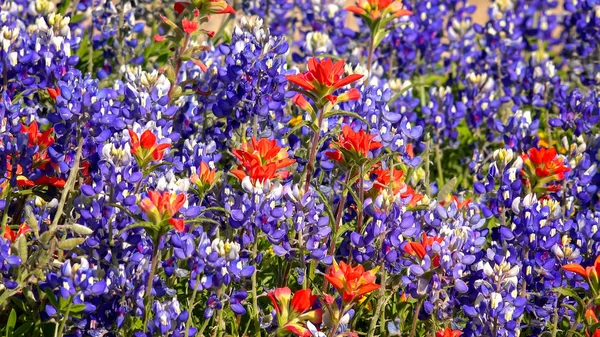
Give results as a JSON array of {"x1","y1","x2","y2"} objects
[
  {"x1": 231, "y1": 137, "x2": 295, "y2": 185},
  {"x1": 182, "y1": 19, "x2": 199, "y2": 34},
  {"x1": 128, "y1": 129, "x2": 171, "y2": 168},
  {"x1": 268, "y1": 287, "x2": 322, "y2": 337},
  {"x1": 46, "y1": 87, "x2": 60, "y2": 100},
  {"x1": 324, "y1": 260, "x2": 380, "y2": 303},
  {"x1": 20, "y1": 122, "x2": 55, "y2": 168},
  {"x1": 346, "y1": 0, "x2": 412, "y2": 21},
  {"x1": 435, "y1": 328, "x2": 462, "y2": 337},
  {"x1": 286, "y1": 58, "x2": 363, "y2": 108},
  {"x1": 404, "y1": 233, "x2": 443, "y2": 266},
  {"x1": 370, "y1": 166, "x2": 423, "y2": 206},
  {"x1": 140, "y1": 190, "x2": 186, "y2": 232},
  {"x1": 292, "y1": 94, "x2": 315, "y2": 116},
  {"x1": 3, "y1": 223, "x2": 30, "y2": 243},
  {"x1": 190, "y1": 162, "x2": 217, "y2": 194},
  {"x1": 154, "y1": 34, "x2": 165, "y2": 42},
  {"x1": 563, "y1": 255, "x2": 600, "y2": 295},
  {"x1": 520, "y1": 147, "x2": 570, "y2": 193},
  {"x1": 325, "y1": 126, "x2": 382, "y2": 166},
  {"x1": 175, "y1": 0, "x2": 235, "y2": 15}
]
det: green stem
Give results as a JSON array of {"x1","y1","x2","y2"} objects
[
  {"x1": 323, "y1": 172, "x2": 352, "y2": 292},
  {"x1": 434, "y1": 142, "x2": 444, "y2": 187},
  {"x1": 51, "y1": 134, "x2": 84, "y2": 230},
  {"x1": 367, "y1": 259, "x2": 387, "y2": 337},
  {"x1": 0, "y1": 190, "x2": 12, "y2": 236},
  {"x1": 197, "y1": 317, "x2": 211, "y2": 337},
  {"x1": 56, "y1": 296, "x2": 73, "y2": 337},
  {"x1": 251, "y1": 231, "x2": 261, "y2": 336},
  {"x1": 357, "y1": 164, "x2": 365, "y2": 235},
  {"x1": 185, "y1": 273, "x2": 202, "y2": 337},
  {"x1": 303, "y1": 108, "x2": 325, "y2": 193},
  {"x1": 366, "y1": 33, "x2": 375, "y2": 81},
  {"x1": 143, "y1": 245, "x2": 161, "y2": 332},
  {"x1": 409, "y1": 298, "x2": 423, "y2": 337},
  {"x1": 167, "y1": 33, "x2": 191, "y2": 104},
  {"x1": 424, "y1": 135, "x2": 431, "y2": 196}
]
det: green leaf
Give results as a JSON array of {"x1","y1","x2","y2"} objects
[
  {"x1": 313, "y1": 188, "x2": 336, "y2": 228},
  {"x1": 284, "y1": 120, "x2": 319, "y2": 139},
  {"x1": 58, "y1": 238, "x2": 86, "y2": 250},
  {"x1": 23, "y1": 205, "x2": 39, "y2": 238},
  {"x1": 10, "y1": 297, "x2": 28, "y2": 313},
  {"x1": 199, "y1": 206, "x2": 230, "y2": 214},
  {"x1": 17, "y1": 235, "x2": 27, "y2": 262},
  {"x1": 387, "y1": 82, "x2": 425, "y2": 106},
  {"x1": 69, "y1": 304, "x2": 87, "y2": 313},
  {"x1": 373, "y1": 29, "x2": 389, "y2": 49},
  {"x1": 552, "y1": 287, "x2": 582, "y2": 301},
  {"x1": 70, "y1": 224, "x2": 94, "y2": 235},
  {"x1": 5, "y1": 309, "x2": 16, "y2": 337},
  {"x1": 11, "y1": 322, "x2": 33, "y2": 337},
  {"x1": 117, "y1": 221, "x2": 157, "y2": 237},
  {"x1": 437, "y1": 177, "x2": 457, "y2": 204},
  {"x1": 107, "y1": 203, "x2": 145, "y2": 222},
  {"x1": 324, "y1": 110, "x2": 369, "y2": 126},
  {"x1": 185, "y1": 217, "x2": 221, "y2": 227},
  {"x1": 43, "y1": 289, "x2": 59, "y2": 309}
]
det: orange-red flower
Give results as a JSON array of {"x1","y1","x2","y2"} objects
[
  {"x1": 326, "y1": 125, "x2": 382, "y2": 166},
  {"x1": 563, "y1": 255, "x2": 600, "y2": 295},
  {"x1": 191, "y1": 162, "x2": 216, "y2": 190},
  {"x1": 182, "y1": 19, "x2": 199, "y2": 33},
  {"x1": 521, "y1": 147, "x2": 570, "y2": 193},
  {"x1": 324, "y1": 260, "x2": 380, "y2": 303},
  {"x1": 20, "y1": 121, "x2": 55, "y2": 168},
  {"x1": 440, "y1": 195, "x2": 471, "y2": 209},
  {"x1": 435, "y1": 328, "x2": 462, "y2": 337},
  {"x1": 268, "y1": 287, "x2": 322, "y2": 337},
  {"x1": 140, "y1": 190, "x2": 186, "y2": 232},
  {"x1": 370, "y1": 166, "x2": 423, "y2": 207},
  {"x1": 521, "y1": 147, "x2": 570, "y2": 179},
  {"x1": 3, "y1": 223, "x2": 30, "y2": 243},
  {"x1": 175, "y1": 0, "x2": 235, "y2": 15},
  {"x1": 231, "y1": 137, "x2": 295, "y2": 184},
  {"x1": 47, "y1": 87, "x2": 60, "y2": 100},
  {"x1": 404, "y1": 232, "x2": 443, "y2": 266},
  {"x1": 346, "y1": 0, "x2": 412, "y2": 20},
  {"x1": 128, "y1": 129, "x2": 171, "y2": 168},
  {"x1": 286, "y1": 58, "x2": 363, "y2": 108}
]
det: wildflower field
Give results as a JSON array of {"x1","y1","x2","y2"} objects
[{"x1": 1, "y1": 0, "x2": 600, "y2": 336}]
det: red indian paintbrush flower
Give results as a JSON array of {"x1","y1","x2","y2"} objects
[
  {"x1": 190, "y1": 162, "x2": 218, "y2": 194},
  {"x1": 326, "y1": 125, "x2": 383, "y2": 166},
  {"x1": 370, "y1": 166, "x2": 423, "y2": 207},
  {"x1": 324, "y1": 260, "x2": 380, "y2": 303},
  {"x1": 346, "y1": 0, "x2": 412, "y2": 20},
  {"x1": 268, "y1": 287, "x2": 322, "y2": 337},
  {"x1": 563, "y1": 255, "x2": 600, "y2": 296},
  {"x1": 404, "y1": 232, "x2": 443, "y2": 266},
  {"x1": 3, "y1": 223, "x2": 30, "y2": 243},
  {"x1": 435, "y1": 328, "x2": 462, "y2": 337},
  {"x1": 20, "y1": 121, "x2": 55, "y2": 168},
  {"x1": 175, "y1": 0, "x2": 235, "y2": 15},
  {"x1": 182, "y1": 19, "x2": 199, "y2": 34},
  {"x1": 520, "y1": 147, "x2": 570, "y2": 193},
  {"x1": 231, "y1": 137, "x2": 295, "y2": 185},
  {"x1": 140, "y1": 190, "x2": 186, "y2": 232},
  {"x1": 286, "y1": 58, "x2": 363, "y2": 108},
  {"x1": 128, "y1": 129, "x2": 171, "y2": 168},
  {"x1": 191, "y1": 162, "x2": 216, "y2": 186},
  {"x1": 47, "y1": 87, "x2": 60, "y2": 100}
]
